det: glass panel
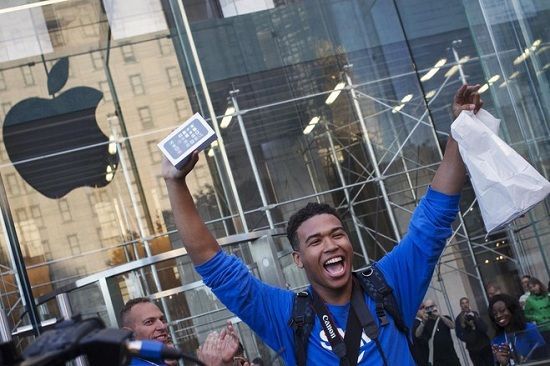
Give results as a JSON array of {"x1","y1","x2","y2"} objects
[
  {"x1": 0, "y1": 1, "x2": 547, "y2": 365},
  {"x1": 0, "y1": 0, "x2": 230, "y2": 332},
  {"x1": 456, "y1": 0, "x2": 550, "y2": 310}
]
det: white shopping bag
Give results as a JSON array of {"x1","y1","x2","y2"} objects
[{"x1": 451, "y1": 109, "x2": 550, "y2": 234}]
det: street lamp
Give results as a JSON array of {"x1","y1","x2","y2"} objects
[
  {"x1": 325, "y1": 82, "x2": 346, "y2": 105},
  {"x1": 303, "y1": 116, "x2": 320, "y2": 135},
  {"x1": 220, "y1": 106, "x2": 235, "y2": 129}
]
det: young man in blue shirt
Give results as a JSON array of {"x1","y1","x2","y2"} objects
[{"x1": 162, "y1": 85, "x2": 483, "y2": 365}]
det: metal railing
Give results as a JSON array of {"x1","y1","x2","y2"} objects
[{"x1": 11, "y1": 228, "x2": 288, "y2": 343}]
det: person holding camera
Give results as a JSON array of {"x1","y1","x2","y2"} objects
[
  {"x1": 413, "y1": 305, "x2": 430, "y2": 365},
  {"x1": 455, "y1": 297, "x2": 493, "y2": 366},
  {"x1": 415, "y1": 299, "x2": 461, "y2": 366}
]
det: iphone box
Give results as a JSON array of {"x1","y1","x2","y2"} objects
[{"x1": 158, "y1": 113, "x2": 217, "y2": 169}]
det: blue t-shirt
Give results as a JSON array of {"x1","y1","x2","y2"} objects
[
  {"x1": 196, "y1": 187, "x2": 459, "y2": 365},
  {"x1": 491, "y1": 322, "x2": 545, "y2": 361}
]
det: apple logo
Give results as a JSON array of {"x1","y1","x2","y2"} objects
[{"x1": 2, "y1": 57, "x2": 118, "y2": 199}]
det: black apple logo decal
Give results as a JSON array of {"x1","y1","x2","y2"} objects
[{"x1": 2, "y1": 57, "x2": 118, "y2": 199}]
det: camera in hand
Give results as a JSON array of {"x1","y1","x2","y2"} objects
[{"x1": 425, "y1": 305, "x2": 436, "y2": 316}]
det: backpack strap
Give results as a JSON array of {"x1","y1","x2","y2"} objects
[
  {"x1": 288, "y1": 291, "x2": 314, "y2": 366},
  {"x1": 355, "y1": 263, "x2": 416, "y2": 360},
  {"x1": 289, "y1": 264, "x2": 416, "y2": 365}
]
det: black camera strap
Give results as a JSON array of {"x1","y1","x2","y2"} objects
[
  {"x1": 311, "y1": 288, "x2": 349, "y2": 365},
  {"x1": 311, "y1": 279, "x2": 371, "y2": 366},
  {"x1": 350, "y1": 278, "x2": 389, "y2": 366}
]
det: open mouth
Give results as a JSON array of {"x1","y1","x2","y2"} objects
[
  {"x1": 497, "y1": 318, "x2": 508, "y2": 326},
  {"x1": 154, "y1": 334, "x2": 168, "y2": 343},
  {"x1": 323, "y1": 256, "x2": 345, "y2": 277}
]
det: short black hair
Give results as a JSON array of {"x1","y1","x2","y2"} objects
[
  {"x1": 121, "y1": 297, "x2": 151, "y2": 327},
  {"x1": 286, "y1": 202, "x2": 341, "y2": 250},
  {"x1": 488, "y1": 293, "x2": 526, "y2": 334}
]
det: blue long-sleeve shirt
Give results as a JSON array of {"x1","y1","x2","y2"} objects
[{"x1": 196, "y1": 187, "x2": 460, "y2": 365}]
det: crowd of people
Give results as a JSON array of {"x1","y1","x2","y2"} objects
[
  {"x1": 120, "y1": 274, "x2": 550, "y2": 366},
  {"x1": 113, "y1": 84, "x2": 548, "y2": 366},
  {"x1": 411, "y1": 276, "x2": 550, "y2": 366}
]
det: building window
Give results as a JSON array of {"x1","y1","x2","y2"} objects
[
  {"x1": 2, "y1": 102, "x2": 12, "y2": 119},
  {"x1": 174, "y1": 98, "x2": 187, "y2": 120},
  {"x1": 138, "y1": 106, "x2": 154, "y2": 129},
  {"x1": 98, "y1": 81, "x2": 112, "y2": 101},
  {"x1": 90, "y1": 51, "x2": 103, "y2": 70},
  {"x1": 0, "y1": 139, "x2": 8, "y2": 161},
  {"x1": 5, "y1": 173, "x2": 20, "y2": 195},
  {"x1": 121, "y1": 44, "x2": 136, "y2": 63},
  {"x1": 21, "y1": 66, "x2": 35, "y2": 86},
  {"x1": 88, "y1": 191, "x2": 109, "y2": 216},
  {"x1": 80, "y1": 15, "x2": 98, "y2": 37},
  {"x1": 30, "y1": 205, "x2": 44, "y2": 227},
  {"x1": 148, "y1": 141, "x2": 162, "y2": 163},
  {"x1": 51, "y1": 31, "x2": 65, "y2": 47},
  {"x1": 0, "y1": 71, "x2": 6, "y2": 91},
  {"x1": 58, "y1": 199, "x2": 72, "y2": 222},
  {"x1": 15, "y1": 208, "x2": 27, "y2": 222},
  {"x1": 67, "y1": 234, "x2": 80, "y2": 255},
  {"x1": 158, "y1": 38, "x2": 172, "y2": 55},
  {"x1": 42, "y1": 240, "x2": 52, "y2": 260},
  {"x1": 129, "y1": 74, "x2": 145, "y2": 96},
  {"x1": 1, "y1": 102, "x2": 11, "y2": 112},
  {"x1": 166, "y1": 67, "x2": 181, "y2": 87},
  {"x1": 157, "y1": 176, "x2": 167, "y2": 197}
]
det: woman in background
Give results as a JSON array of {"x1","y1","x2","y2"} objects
[
  {"x1": 524, "y1": 277, "x2": 550, "y2": 337},
  {"x1": 489, "y1": 294, "x2": 545, "y2": 365}
]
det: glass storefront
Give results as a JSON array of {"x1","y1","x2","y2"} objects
[{"x1": 0, "y1": 0, "x2": 548, "y2": 363}]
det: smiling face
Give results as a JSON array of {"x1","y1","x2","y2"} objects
[
  {"x1": 292, "y1": 213, "x2": 353, "y2": 304},
  {"x1": 125, "y1": 302, "x2": 170, "y2": 344},
  {"x1": 492, "y1": 300, "x2": 512, "y2": 329}
]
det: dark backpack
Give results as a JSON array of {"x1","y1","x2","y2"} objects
[{"x1": 288, "y1": 263, "x2": 415, "y2": 366}]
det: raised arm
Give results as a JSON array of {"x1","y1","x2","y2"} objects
[
  {"x1": 162, "y1": 152, "x2": 220, "y2": 264},
  {"x1": 378, "y1": 84, "x2": 483, "y2": 325},
  {"x1": 431, "y1": 84, "x2": 482, "y2": 195}
]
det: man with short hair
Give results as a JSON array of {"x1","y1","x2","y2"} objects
[
  {"x1": 519, "y1": 275, "x2": 531, "y2": 309},
  {"x1": 412, "y1": 305, "x2": 429, "y2": 365},
  {"x1": 455, "y1": 297, "x2": 493, "y2": 366},
  {"x1": 162, "y1": 85, "x2": 482, "y2": 364},
  {"x1": 416, "y1": 299, "x2": 460, "y2": 366},
  {"x1": 121, "y1": 297, "x2": 176, "y2": 366}
]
